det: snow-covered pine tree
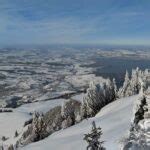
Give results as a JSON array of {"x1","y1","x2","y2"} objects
[
  {"x1": 133, "y1": 95, "x2": 148, "y2": 125},
  {"x1": 81, "y1": 82, "x2": 104, "y2": 118},
  {"x1": 61, "y1": 101, "x2": 65, "y2": 118},
  {"x1": 84, "y1": 121, "x2": 105, "y2": 150},
  {"x1": 104, "y1": 78, "x2": 116, "y2": 104},
  {"x1": 118, "y1": 70, "x2": 131, "y2": 98},
  {"x1": 113, "y1": 78, "x2": 117, "y2": 98},
  {"x1": 61, "y1": 100, "x2": 81, "y2": 128},
  {"x1": 130, "y1": 67, "x2": 141, "y2": 95},
  {"x1": 81, "y1": 100, "x2": 89, "y2": 119},
  {"x1": 61, "y1": 101, "x2": 74, "y2": 129},
  {"x1": 121, "y1": 81, "x2": 150, "y2": 150},
  {"x1": 81, "y1": 79, "x2": 116, "y2": 118},
  {"x1": 118, "y1": 68, "x2": 150, "y2": 98},
  {"x1": 32, "y1": 112, "x2": 48, "y2": 141}
]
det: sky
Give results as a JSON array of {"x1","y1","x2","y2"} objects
[{"x1": 0, "y1": 0, "x2": 150, "y2": 46}]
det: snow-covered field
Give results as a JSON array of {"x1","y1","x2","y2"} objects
[
  {"x1": 21, "y1": 95, "x2": 139, "y2": 150},
  {"x1": 0, "y1": 49, "x2": 101, "y2": 108}
]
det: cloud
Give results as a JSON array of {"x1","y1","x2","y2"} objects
[{"x1": 0, "y1": 0, "x2": 150, "y2": 46}]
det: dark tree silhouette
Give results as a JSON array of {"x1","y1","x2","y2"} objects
[{"x1": 84, "y1": 121, "x2": 105, "y2": 150}]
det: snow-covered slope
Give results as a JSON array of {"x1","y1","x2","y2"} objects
[
  {"x1": 0, "y1": 98, "x2": 66, "y2": 145},
  {"x1": 21, "y1": 95, "x2": 139, "y2": 150},
  {"x1": 0, "y1": 110, "x2": 30, "y2": 141}
]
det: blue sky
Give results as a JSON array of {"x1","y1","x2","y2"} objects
[{"x1": 0, "y1": 0, "x2": 150, "y2": 46}]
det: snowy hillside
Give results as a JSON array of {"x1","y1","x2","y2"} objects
[{"x1": 21, "y1": 95, "x2": 139, "y2": 150}]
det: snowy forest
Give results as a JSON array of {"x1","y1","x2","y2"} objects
[{"x1": 0, "y1": 67, "x2": 150, "y2": 150}]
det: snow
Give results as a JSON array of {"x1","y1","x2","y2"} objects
[
  {"x1": 21, "y1": 95, "x2": 139, "y2": 150},
  {"x1": 0, "y1": 98, "x2": 66, "y2": 146},
  {"x1": 0, "y1": 110, "x2": 30, "y2": 140},
  {"x1": 17, "y1": 98, "x2": 65, "y2": 114},
  {"x1": 71, "y1": 93, "x2": 85, "y2": 102},
  {"x1": 65, "y1": 74, "x2": 107, "y2": 88}
]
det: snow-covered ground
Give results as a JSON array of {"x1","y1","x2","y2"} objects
[
  {"x1": 17, "y1": 98, "x2": 65, "y2": 114},
  {"x1": 21, "y1": 95, "x2": 139, "y2": 150},
  {"x1": 0, "y1": 110, "x2": 30, "y2": 141},
  {"x1": 0, "y1": 98, "x2": 66, "y2": 144}
]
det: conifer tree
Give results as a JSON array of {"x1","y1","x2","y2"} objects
[
  {"x1": 81, "y1": 79, "x2": 116, "y2": 118},
  {"x1": 84, "y1": 121, "x2": 105, "y2": 150},
  {"x1": 32, "y1": 112, "x2": 48, "y2": 141}
]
